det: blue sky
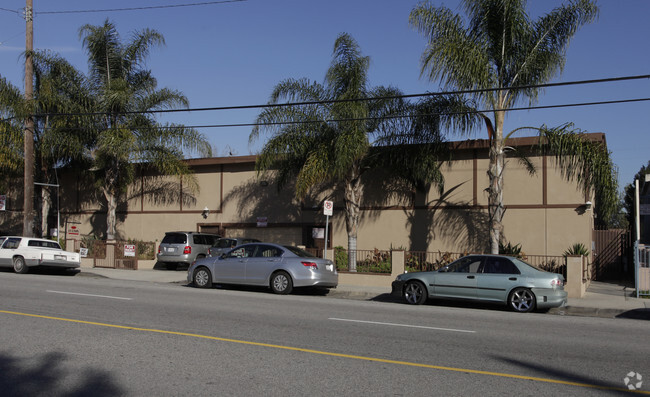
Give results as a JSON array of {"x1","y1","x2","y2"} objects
[{"x1": 1, "y1": 0, "x2": 648, "y2": 191}]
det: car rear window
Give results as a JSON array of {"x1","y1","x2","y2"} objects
[
  {"x1": 28, "y1": 240, "x2": 61, "y2": 249},
  {"x1": 283, "y1": 246, "x2": 315, "y2": 258},
  {"x1": 162, "y1": 233, "x2": 187, "y2": 244}
]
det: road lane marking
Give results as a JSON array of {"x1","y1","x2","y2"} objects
[
  {"x1": 329, "y1": 317, "x2": 475, "y2": 333},
  {"x1": 46, "y1": 290, "x2": 132, "y2": 301},
  {"x1": 0, "y1": 309, "x2": 647, "y2": 395}
]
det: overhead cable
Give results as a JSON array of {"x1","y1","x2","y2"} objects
[{"x1": 34, "y1": 0, "x2": 246, "y2": 15}]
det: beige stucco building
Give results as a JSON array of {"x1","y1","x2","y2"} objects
[{"x1": 1, "y1": 135, "x2": 600, "y2": 257}]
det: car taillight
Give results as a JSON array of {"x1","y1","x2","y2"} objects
[
  {"x1": 158, "y1": 246, "x2": 161, "y2": 254},
  {"x1": 183, "y1": 246, "x2": 191, "y2": 254},
  {"x1": 302, "y1": 261, "x2": 318, "y2": 269},
  {"x1": 551, "y1": 279, "x2": 564, "y2": 287}
]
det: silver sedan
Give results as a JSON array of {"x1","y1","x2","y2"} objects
[
  {"x1": 391, "y1": 254, "x2": 567, "y2": 312},
  {"x1": 188, "y1": 243, "x2": 338, "y2": 294}
]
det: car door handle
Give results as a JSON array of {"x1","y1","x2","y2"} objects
[
  {"x1": 509, "y1": 277, "x2": 517, "y2": 281},
  {"x1": 467, "y1": 275, "x2": 475, "y2": 279}
]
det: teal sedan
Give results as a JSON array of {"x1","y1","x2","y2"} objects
[{"x1": 391, "y1": 254, "x2": 567, "y2": 312}]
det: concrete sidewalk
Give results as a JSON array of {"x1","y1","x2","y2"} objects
[{"x1": 78, "y1": 267, "x2": 650, "y2": 319}]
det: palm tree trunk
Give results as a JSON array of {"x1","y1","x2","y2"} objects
[
  {"x1": 102, "y1": 186, "x2": 117, "y2": 241},
  {"x1": 41, "y1": 188, "x2": 51, "y2": 238},
  {"x1": 344, "y1": 169, "x2": 362, "y2": 272},
  {"x1": 487, "y1": 111, "x2": 506, "y2": 254}
]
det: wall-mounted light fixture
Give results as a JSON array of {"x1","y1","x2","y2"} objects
[
  {"x1": 202, "y1": 206, "x2": 210, "y2": 219},
  {"x1": 584, "y1": 201, "x2": 592, "y2": 210}
]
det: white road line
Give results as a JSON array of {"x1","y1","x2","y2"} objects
[
  {"x1": 329, "y1": 318, "x2": 475, "y2": 333},
  {"x1": 46, "y1": 290, "x2": 132, "y2": 301}
]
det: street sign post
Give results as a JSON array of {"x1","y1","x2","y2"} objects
[{"x1": 323, "y1": 201, "x2": 333, "y2": 259}]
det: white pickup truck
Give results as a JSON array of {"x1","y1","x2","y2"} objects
[{"x1": 0, "y1": 236, "x2": 81, "y2": 274}]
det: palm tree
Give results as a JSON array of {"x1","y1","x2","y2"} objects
[
  {"x1": 79, "y1": 20, "x2": 211, "y2": 240},
  {"x1": 0, "y1": 77, "x2": 25, "y2": 192},
  {"x1": 251, "y1": 33, "x2": 421, "y2": 271},
  {"x1": 410, "y1": 0, "x2": 616, "y2": 253},
  {"x1": 30, "y1": 50, "x2": 97, "y2": 236}
]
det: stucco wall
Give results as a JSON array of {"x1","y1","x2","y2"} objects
[{"x1": 8, "y1": 137, "x2": 602, "y2": 258}]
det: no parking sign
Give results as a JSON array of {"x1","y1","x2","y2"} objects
[{"x1": 323, "y1": 200, "x2": 333, "y2": 216}]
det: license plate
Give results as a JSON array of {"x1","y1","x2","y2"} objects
[
  {"x1": 326, "y1": 264, "x2": 333, "y2": 272},
  {"x1": 55, "y1": 255, "x2": 66, "y2": 260},
  {"x1": 165, "y1": 247, "x2": 175, "y2": 253}
]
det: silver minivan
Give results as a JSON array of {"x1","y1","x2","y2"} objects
[{"x1": 156, "y1": 232, "x2": 220, "y2": 269}]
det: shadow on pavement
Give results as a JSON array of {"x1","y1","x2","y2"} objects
[
  {"x1": 0, "y1": 267, "x2": 79, "y2": 276},
  {"x1": 615, "y1": 308, "x2": 650, "y2": 321},
  {"x1": 153, "y1": 261, "x2": 190, "y2": 271},
  {"x1": 182, "y1": 282, "x2": 333, "y2": 296},
  {"x1": 0, "y1": 351, "x2": 123, "y2": 396},
  {"x1": 368, "y1": 293, "x2": 535, "y2": 313}
]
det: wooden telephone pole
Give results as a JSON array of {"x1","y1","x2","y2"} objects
[{"x1": 23, "y1": 0, "x2": 35, "y2": 237}]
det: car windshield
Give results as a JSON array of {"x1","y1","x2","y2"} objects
[{"x1": 283, "y1": 245, "x2": 315, "y2": 258}]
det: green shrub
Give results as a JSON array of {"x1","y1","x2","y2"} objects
[
  {"x1": 563, "y1": 243, "x2": 590, "y2": 257},
  {"x1": 334, "y1": 246, "x2": 348, "y2": 271},
  {"x1": 499, "y1": 241, "x2": 526, "y2": 259},
  {"x1": 357, "y1": 249, "x2": 391, "y2": 273},
  {"x1": 127, "y1": 239, "x2": 156, "y2": 259}
]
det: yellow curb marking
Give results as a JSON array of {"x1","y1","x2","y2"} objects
[{"x1": 1, "y1": 309, "x2": 647, "y2": 395}]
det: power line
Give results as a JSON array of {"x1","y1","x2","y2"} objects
[
  {"x1": 25, "y1": 74, "x2": 650, "y2": 119},
  {"x1": 0, "y1": 7, "x2": 20, "y2": 14},
  {"x1": 32, "y1": 97, "x2": 650, "y2": 132},
  {"x1": 34, "y1": 0, "x2": 246, "y2": 15},
  {"x1": 2, "y1": 74, "x2": 648, "y2": 124}
]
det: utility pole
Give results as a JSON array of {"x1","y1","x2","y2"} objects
[{"x1": 23, "y1": 0, "x2": 35, "y2": 237}]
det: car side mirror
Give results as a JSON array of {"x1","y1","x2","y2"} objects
[{"x1": 220, "y1": 253, "x2": 227, "y2": 259}]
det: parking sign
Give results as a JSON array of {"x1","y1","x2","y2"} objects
[{"x1": 323, "y1": 200, "x2": 333, "y2": 216}]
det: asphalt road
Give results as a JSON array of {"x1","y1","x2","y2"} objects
[{"x1": 0, "y1": 270, "x2": 648, "y2": 396}]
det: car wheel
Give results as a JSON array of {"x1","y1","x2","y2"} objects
[
  {"x1": 509, "y1": 288, "x2": 536, "y2": 313},
  {"x1": 404, "y1": 280, "x2": 427, "y2": 305},
  {"x1": 270, "y1": 271, "x2": 293, "y2": 295},
  {"x1": 13, "y1": 256, "x2": 28, "y2": 274},
  {"x1": 193, "y1": 267, "x2": 212, "y2": 288}
]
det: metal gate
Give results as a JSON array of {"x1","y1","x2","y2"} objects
[
  {"x1": 635, "y1": 243, "x2": 650, "y2": 298},
  {"x1": 592, "y1": 229, "x2": 633, "y2": 280},
  {"x1": 92, "y1": 241, "x2": 138, "y2": 270}
]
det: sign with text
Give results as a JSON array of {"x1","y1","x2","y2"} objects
[
  {"x1": 68, "y1": 225, "x2": 79, "y2": 236},
  {"x1": 124, "y1": 244, "x2": 136, "y2": 257},
  {"x1": 323, "y1": 200, "x2": 333, "y2": 216}
]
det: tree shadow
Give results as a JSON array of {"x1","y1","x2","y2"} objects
[
  {"x1": 421, "y1": 182, "x2": 490, "y2": 253},
  {"x1": 0, "y1": 351, "x2": 123, "y2": 396},
  {"x1": 77, "y1": 174, "x2": 197, "y2": 240},
  {"x1": 489, "y1": 354, "x2": 630, "y2": 393},
  {"x1": 361, "y1": 172, "x2": 489, "y2": 252},
  {"x1": 222, "y1": 178, "x2": 303, "y2": 224}
]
